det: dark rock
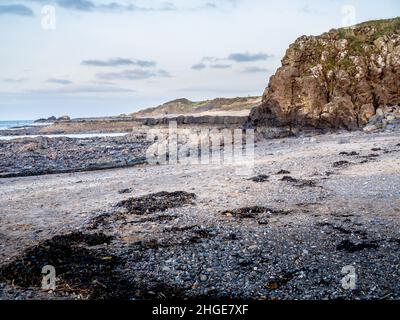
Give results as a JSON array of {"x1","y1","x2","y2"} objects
[
  {"x1": 57, "y1": 115, "x2": 71, "y2": 121},
  {"x1": 34, "y1": 116, "x2": 57, "y2": 123},
  {"x1": 280, "y1": 176, "x2": 319, "y2": 188},
  {"x1": 248, "y1": 174, "x2": 269, "y2": 183},
  {"x1": 222, "y1": 206, "x2": 291, "y2": 219},
  {"x1": 117, "y1": 191, "x2": 196, "y2": 215},
  {"x1": 118, "y1": 188, "x2": 133, "y2": 194},
  {"x1": 281, "y1": 176, "x2": 299, "y2": 183},
  {"x1": 0, "y1": 232, "x2": 185, "y2": 299},
  {"x1": 339, "y1": 151, "x2": 359, "y2": 156},
  {"x1": 333, "y1": 161, "x2": 351, "y2": 168},
  {"x1": 276, "y1": 170, "x2": 291, "y2": 175},
  {"x1": 336, "y1": 239, "x2": 379, "y2": 252}
]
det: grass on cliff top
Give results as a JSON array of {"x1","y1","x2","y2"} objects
[
  {"x1": 337, "y1": 17, "x2": 400, "y2": 55},
  {"x1": 191, "y1": 96, "x2": 260, "y2": 107},
  {"x1": 133, "y1": 96, "x2": 261, "y2": 116},
  {"x1": 351, "y1": 16, "x2": 400, "y2": 31},
  {"x1": 339, "y1": 17, "x2": 400, "y2": 42}
]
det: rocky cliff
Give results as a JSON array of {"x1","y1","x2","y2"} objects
[{"x1": 250, "y1": 18, "x2": 400, "y2": 130}]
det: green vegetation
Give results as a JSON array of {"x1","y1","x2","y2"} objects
[
  {"x1": 316, "y1": 17, "x2": 400, "y2": 87},
  {"x1": 339, "y1": 17, "x2": 400, "y2": 44},
  {"x1": 351, "y1": 17, "x2": 400, "y2": 34},
  {"x1": 133, "y1": 96, "x2": 262, "y2": 116},
  {"x1": 191, "y1": 100, "x2": 210, "y2": 108},
  {"x1": 190, "y1": 96, "x2": 260, "y2": 107}
]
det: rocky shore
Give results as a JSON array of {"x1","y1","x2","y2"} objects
[
  {"x1": 1, "y1": 17, "x2": 400, "y2": 301},
  {"x1": 249, "y1": 18, "x2": 400, "y2": 130},
  {"x1": 0, "y1": 115, "x2": 248, "y2": 138},
  {"x1": 0, "y1": 134, "x2": 150, "y2": 178},
  {"x1": 0, "y1": 130, "x2": 399, "y2": 300}
]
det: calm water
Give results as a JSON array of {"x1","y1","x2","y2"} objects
[
  {"x1": 0, "y1": 133, "x2": 128, "y2": 140},
  {"x1": 0, "y1": 120, "x2": 35, "y2": 130},
  {"x1": 0, "y1": 120, "x2": 128, "y2": 140}
]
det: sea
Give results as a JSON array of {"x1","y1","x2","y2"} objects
[
  {"x1": 0, "y1": 120, "x2": 35, "y2": 130},
  {"x1": 0, "y1": 120, "x2": 128, "y2": 140}
]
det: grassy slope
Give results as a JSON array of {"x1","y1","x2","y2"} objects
[{"x1": 132, "y1": 96, "x2": 261, "y2": 117}]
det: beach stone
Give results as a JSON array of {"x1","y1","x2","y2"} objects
[{"x1": 200, "y1": 275, "x2": 208, "y2": 282}]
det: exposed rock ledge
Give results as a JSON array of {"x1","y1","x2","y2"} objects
[
  {"x1": 0, "y1": 115, "x2": 248, "y2": 137},
  {"x1": 249, "y1": 18, "x2": 400, "y2": 130},
  {"x1": 44, "y1": 115, "x2": 248, "y2": 134}
]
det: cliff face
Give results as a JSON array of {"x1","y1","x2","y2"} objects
[{"x1": 250, "y1": 18, "x2": 400, "y2": 130}]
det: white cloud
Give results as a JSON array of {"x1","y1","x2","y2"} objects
[{"x1": 1, "y1": 0, "x2": 399, "y2": 119}]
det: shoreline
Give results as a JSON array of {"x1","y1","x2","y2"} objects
[
  {"x1": 0, "y1": 123, "x2": 398, "y2": 179},
  {"x1": 0, "y1": 132, "x2": 129, "y2": 141},
  {"x1": 0, "y1": 129, "x2": 399, "y2": 299},
  {"x1": 0, "y1": 114, "x2": 249, "y2": 137}
]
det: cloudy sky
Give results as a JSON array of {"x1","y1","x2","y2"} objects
[{"x1": 0, "y1": 0, "x2": 399, "y2": 120}]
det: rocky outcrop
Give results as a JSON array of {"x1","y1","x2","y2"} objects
[
  {"x1": 363, "y1": 105, "x2": 400, "y2": 132},
  {"x1": 1, "y1": 115, "x2": 247, "y2": 138},
  {"x1": 0, "y1": 135, "x2": 150, "y2": 178},
  {"x1": 250, "y1": 18, "x2": 400, "y2": 130},
  {"x1": 34, "y1": 115, "x2": 70, "y2": 123},
  {"x1": 57, "y1": 115, "x2": 71, "y2": 121},
  {"x1": 34, "y1": 116, "x2": 57, "y2": 123}
]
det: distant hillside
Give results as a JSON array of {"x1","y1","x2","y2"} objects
[{"x1": 132, "y1": 96, "x2": 261, "y2": 117}]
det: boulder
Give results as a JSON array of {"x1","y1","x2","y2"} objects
[
  {"x1": 363, "y1": 105, "x2": 400, "y2": 132},
  {"x1": 34, "y1": 116, "x2": 57, "y2": 123},
  {"x1": 57, "y1": 115, "x2": 71, "y2": 121}
]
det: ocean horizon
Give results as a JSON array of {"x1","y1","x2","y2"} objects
[
  {"x1": 0, "y1": 120, "x2": 35, "y2": 131},
  {"x1": 0, "y1": 120, "x2": 129, "y2": 140}
]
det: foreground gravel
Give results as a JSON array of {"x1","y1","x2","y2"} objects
[{"x1": 0, "y1": 130, "x2": 399, "y2": 300}]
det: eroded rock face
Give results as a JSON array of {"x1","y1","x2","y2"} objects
[{"x1": 250, "y1": 18, "x2": 400, "y2": 130}]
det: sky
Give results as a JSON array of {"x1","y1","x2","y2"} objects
[{"x1": 0, "y1": 0, "x2": 399, "y2": 120}]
